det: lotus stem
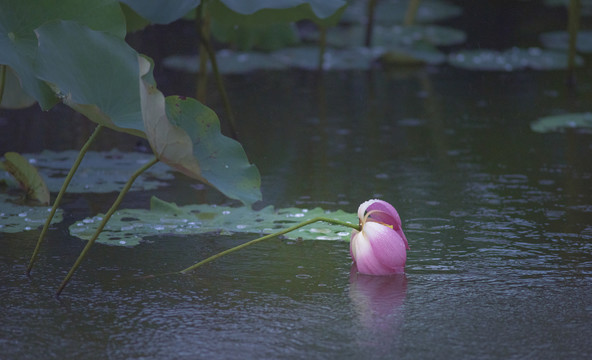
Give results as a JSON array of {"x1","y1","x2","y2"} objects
[
  {"x1": 364, "y1": 0, "x2": 377, "y2": 47},
  {"x1": 403, "y1": 0, "x2": 422, "y2": 26},
  {"x1": 567, "y1": 0, "x2": 581, "y2": 86},
  {"x1": 56, "y1": 156, "x2": 159, "y2": 296},
  {"x1": 195, "y1": 3, "x2": 239, "y2": 140},
  {"x1": 318, "y1": 25, "x2": 327, "y2": 71},
  {"x1": 27, "y1": 125, "x2": 104, "y2": 276},
  {"x1": 0, "y1": 64, "x2": 6, "y2": 105},
  {"x1": 179, "y1": 217, "x2": 361, "y2": 274},
  {"x1": 195, "y1": 6, "x2": 211, "y2": 102}
]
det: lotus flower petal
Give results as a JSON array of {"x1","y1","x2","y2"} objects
[
  {"x1": 351, "y1": 199, "x2": 409, "y2": 275},
  {"x1": 358, "y1": 199, "x2": 408, "y2": 250}
]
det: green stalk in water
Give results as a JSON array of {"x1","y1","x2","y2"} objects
[
  {"x1": 403, "y1": 0, "x2": 422, "y2": 26},
  {"x1": 567, "y1": 0, "x2": 581, "y2": 86},
  {"x1": 195, "y1": 3, "x2": 238, "y2": 140},
  {"x1": 0, "y1": 64, "x2": 6, "y2": 105},
  {"x1": 27, "y1": 125, "x2": 104, "y2": 276},
  {"x1": 179, "y1": 217, "x2": 361, "y2": 274},
  {"x1": 56, "y1": 157, "x2": 159, "y2": 296}
]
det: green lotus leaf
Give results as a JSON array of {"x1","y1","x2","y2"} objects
[
  {"x1": 307, "y1": 24, "x2": 466, "y2": 48},
  {"x1": 34, "y1": 20, "x2": 146, "y2": 138},
  {"x1": 139, "y1": 57, "x2": 261, "y2": 205},
  {"x1": 540, "y1": 30, "x2": 592, "y2": 53},
  {"x1": 530, "y1": 113, "x2": 592, "y2": 133},
  {"x1": 119, "y1": 0, "x2": 199, "y2": 24},
  {"x1": 0, "y1": 0, "x2": 125, "y2": 109},
  {"x1": 448, "y1": 47, "x2": 584, "y2": 71},
  {"x1": 68, "y1": 196, "x2": 355, "y2": 246},
  {"x1": 544, "y1": 0, "x2": 592, "y2": 15},
  {"x1": 0, "y1": 66, "x2": 36, "y2": 109},
  {"x1": 164, "y1": 96, "x2": 262, "y2": 205},
  {"x1": 0, "y1": 194, "x2": 63, "y2": 233},
  {"x1": 210, "y1": 0, "x2": 347, "y2": 26},
  {"x1": 2, "y1": 152, "x2": 50, "y2": 205}
]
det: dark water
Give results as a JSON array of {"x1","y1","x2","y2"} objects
[{"x1": 2, "y1": 14, "x2": 592, "y2": 360}]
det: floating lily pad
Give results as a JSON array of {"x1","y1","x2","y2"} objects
[
  {"x1": 530, "y1": 112, "x2": 592, "y2": 133},
  {"x1": 0, "y1": 193, "x2": 63, "y2": 233},
  {"x1": 540, "y1": 30, "x2": 592, "y2": 53},
  {"x1": 0, "y1": 150, "x2": 173, "y2": 193},
  {"x1": 68, "y1": 196, "x2": 356, "y2": 246},
  {"x1": 448, "y1": 47, "x2": 584, "y2": 71},
  {"x1": 341, "y1": 0, "x2": 461, "y2": 25},
  {"x1": 306, "y1": 24, "x2": 466, "y2": 48},
  {"x1": 274, "y1": 46, "x2": 378, "y2": 70},
  {"x1": 544, "y1": 0, "x2": 592, "y2": 15}
]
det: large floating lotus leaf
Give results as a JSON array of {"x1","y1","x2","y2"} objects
[
  {"x1": 139, "y1": 57, "x2": 262, "y2": 205},
  {"x1": 530, "y1": 113, "x2": 592, "y2": 133},
  {"x1": 274, "y1": 46, "x2": 380, "y2": 70},
  {"x1": 69, "y1": 196, "x2": 356, "y2": 246},
  {"x1": 119, "y1": 0, "x2": 199, "y2": 24},
  {"x1": 210, "y1": 0, "x2": 347, "y2": 26},
  {"x1": 0, "y1": 194, "x2": 63, "y2": 233},
  {"x1": 2, "y1": 152, "x2": 50, "y2": 205},
  {"x1": 0, "y1": 66, "x2": 36, "y2": 109},
  {"x1": 308, "y1": 24, "x2": 466, "y2": 48},
  {"x1": 540, "y1": 30, "x2": 592, "y2": 53},
  {"x1": 0, "y1": 0, "x2": 125, "y2": 110},
  {"x1": 341, "y1": 0, "x2": 461, "y2": 25},
  {"x1": 34, "y1": 20, "x2": 146, "y2": 138},
  {"x1": 0, "y1": 150, "x2": 174, "y2": 193},
  {"x1": 379, "y1": 44, "x2": 446, "y2": 66},
  {"x1": 448, "y1": 47, "x2": 584, "y2": 71}
]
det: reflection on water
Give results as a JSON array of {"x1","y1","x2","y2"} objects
[{"x1": 349, "y1": 265, "x2": 407, "y2": 356}]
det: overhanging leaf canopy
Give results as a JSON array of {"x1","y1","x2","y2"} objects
[{"x1": 0, "y1": 0, "x2": 125, "y2": 109}]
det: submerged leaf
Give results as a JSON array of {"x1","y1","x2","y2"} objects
[
  {"x1": 0, "y1": 194, "x2": 63, "y2": 233},
  {"x1": 2, "y1": 152, "x2": 49, "y2": 205},
  {"x1": 69, "y1": 196, "x2": 356, "y2": 246},
  {"x1": 531, "y1": 113, "x2": 592, "y2": 133}
]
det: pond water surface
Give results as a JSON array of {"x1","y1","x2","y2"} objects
[{"x1": 2, "y1": 17, "x2": 592, "y2": 360}]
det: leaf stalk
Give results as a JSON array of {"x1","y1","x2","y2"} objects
[
  {"x1": 56, "y1": 156, "x2": 159, "y2": 296},
  {"x1": 179, "y1": 217, "x2": 360, "y2": 274},
  {"x1": 27, "y1": 125, "x2": 104, "y2": 276}
]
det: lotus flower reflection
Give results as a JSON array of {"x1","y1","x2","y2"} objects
[{"x1": 350, "y1": 199, "x2": 409, "y2": 275}]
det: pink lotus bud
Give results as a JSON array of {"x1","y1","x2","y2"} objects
[{"x1": 350, "y1": 199, "x2": 409, "y2": 275}]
